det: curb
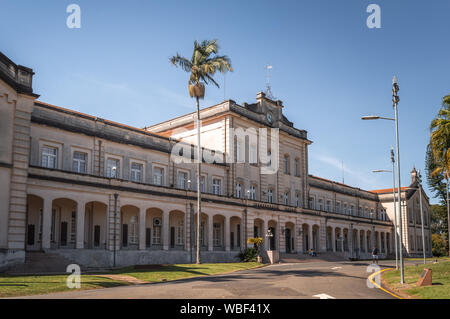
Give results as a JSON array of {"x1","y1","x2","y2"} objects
[{"x1": 368, "y1": 268, "x2": 403, "y2": 299}]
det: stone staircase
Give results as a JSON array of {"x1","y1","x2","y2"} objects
[{"x1": 4, "y1": 251, "x2": 79, "y2": 275}]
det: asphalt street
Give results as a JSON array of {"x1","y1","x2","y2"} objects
[{"x1": 18, "y1": 260, "x2": 399, "y2": 299}]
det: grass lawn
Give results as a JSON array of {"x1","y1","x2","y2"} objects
[
  {"x1": 405, "y1": 256, "x2": 450, "y2": 262},
  {"x1": 383, "y1": 261, "x2": 450, "y2": 299},
  {"x1": 0, "y1": 262, "x2": 262, "y2": 298},
  {"x1": 112, "y1": 262, "x2": 262, "y2": 283},
  {"x1": 0, "y1": 274, "x2": 128, "y2": 298}
]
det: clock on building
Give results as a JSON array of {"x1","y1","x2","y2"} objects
[{"x1": 266, "y1": 112, "x2": 273, "y2": 123}]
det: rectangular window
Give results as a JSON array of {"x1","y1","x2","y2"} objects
[
  {"x1": 249, "y1": 145, "x2": 257, "y2": 164},
  {"x1": 284, "y1": 156, "x2": 290, "y2": 174},
  {"x1": 153, "y1": 167, "x2": 164, "y2": 185},
  {"x1": 343, "y1": 203, "x2": 347, "y2": 214},
  {"x1": 70, "y1": 211, "x2": 76, "y2": 243},
  {"x1": 350, "y1": 205, "x2": 354, "y2": 215},
  {"x1": 250, "y1": 185, "x2": 256, "y2": 200},
  {"x1": 294, "y1": 158, "x2": 300, "y2": 176},
  {"x1": 106, "y1": 158, "x2": 120, "y2": 178},
  {"x1": 268, "y1": 189, "x2": 274, "y2": 203},
  {"x1": 295, "y1": 193, "x2": 299, "y2": 207},
  {"x1": 318, "y1": 199, "x2": 323, "y2": 211},
  {"x1": 336, "y1": 202, "x2": 341, "y2": 213},
  {"x1": 129, "y1": 216, "x2": 138, "y2": 244},
  {"x1": 267, "y1": 151, "x2": 272, "y2": 167},
  {"x1": 72, "y1": 151, "x2": 87, "y2": 173},
  {"x1": 42, "y1": 146, "x2": 57, "y2": 168},
  {"x1": 213, "y1": 223, "x2": 222, "y2": 246},
  {"x1": 236, "y1": 139, "x2": 244, "y2": 163},
  {"x1": 309, "y1": 197, "x2": 315, "y2": 209},
  {"x1": 212, "y1": 178, "x2": 221, "y2": 195},
  {"x1": 176, "y1": 220, "x2": 184, "y2": 245},
  {"x1": 200, "y1": 176, "x2": 206, "y2": 192},
  {"x1": 131, "y1": 162, "x2": 143, "y2": 182},
  {"x1": 326, "y1": 200, "x2": 332, "y2": 212},
  {"x1": 235, "y1": 183, "x2": 242, "y2": 198},
  {"x1": 177, "y1": 171, "x2": 188, "y2": 189},
  {"x1": 152, "y1": 226, "x2": 161, "y2": 245},
  {"x1": 284, "y1": 192, "x2": 289, "y2": 205}
]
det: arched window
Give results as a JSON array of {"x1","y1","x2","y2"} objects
[{"x1": 284, "y1": 155, "x2": 290, "y2": 174}]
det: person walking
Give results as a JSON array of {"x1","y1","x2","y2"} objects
[{"x1": 371, "y1": 246, "x2": 379, "y2": 264}]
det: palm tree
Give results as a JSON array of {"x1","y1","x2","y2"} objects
[
  {"x1": 170, "y1": 39, "x2": 232, "y2": 264},
  {"x1": 430, "y1": 95, "x2": 450, "y2": 256}
]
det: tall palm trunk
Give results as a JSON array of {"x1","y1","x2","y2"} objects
[
  {"x1": 196, "y1": 96, "x2": 202, "y2": 264},
  {"x1": 447, "y1": 174, "x2": 450, "y2": 257}
]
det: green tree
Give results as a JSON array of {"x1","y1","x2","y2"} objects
[
  {"x1": 170, "y1": 40, "x2": 232, "y2": 264},
  {"x1": 431, "y1": 204, "x2": 448, "y2": 235},
  {"x1": 432, "y1": 233, "x2": 448, "y2": 257},
  {"x1": 425, "y1": 144, "x2": 447, "y2": 203},
  {"x1": 429, "y1": 95, "x2": 450, "y2": 256}
]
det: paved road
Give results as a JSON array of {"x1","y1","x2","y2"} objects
[{"x1": 18, "y1": 260, "x2": 398, "y2": 299}]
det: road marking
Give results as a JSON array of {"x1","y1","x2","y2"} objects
[
  {"x1": 367, "y1": 268, "x2": 403, "y2": 299},
  {"x1": 331, "y1": 266, "x2": 342, "y2": 270},
  {"x1": 313, "y1": 293, "x2": 336, "y2": 299}
]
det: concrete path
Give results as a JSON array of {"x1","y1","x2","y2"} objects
[{"x1": 15, "y1": 260, "x2": 399, "y2": 299}]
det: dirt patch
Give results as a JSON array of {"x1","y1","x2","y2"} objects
[{"x1": 97, "y1": 274, "x2": 147, "y2": 285}]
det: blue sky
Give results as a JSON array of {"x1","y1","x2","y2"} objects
[{"x1": 1, "y1": 0, "x2": 449, "y2": 203}]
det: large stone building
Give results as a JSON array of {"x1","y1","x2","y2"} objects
[{"x1": 0, "y1": 52, "x2": 432, "y2": 269}]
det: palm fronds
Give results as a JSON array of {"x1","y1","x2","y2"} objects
[{"x1": 170, "y1": 39, "x2": 232, "y2": 99}]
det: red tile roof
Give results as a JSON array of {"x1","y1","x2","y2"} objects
[{"x1": 369, "y1": 187, "x2": 408, "y2": 194}]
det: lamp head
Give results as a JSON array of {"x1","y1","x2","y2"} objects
[{"x1": 361, "y1": 115, "x2": 380, "y2": 120}]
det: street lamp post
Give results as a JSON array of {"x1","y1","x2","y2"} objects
[
  {"x1": 372, "y1": 147, "x2": 399, "y2": 270},
  {"x1": 361, "y1": 75, "x2": 404, "y2": 284},
  {"x1": 392, "y1": 76, "x2": 405, "y2": 284}
]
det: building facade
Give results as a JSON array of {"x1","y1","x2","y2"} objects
[{"x1": 0, "y1": 52, "x2": 431, "y2": 269}]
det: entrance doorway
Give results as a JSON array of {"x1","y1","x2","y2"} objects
[
  {"x1": 269, "y1": 227, "x2": 276, "y2": 250},
  {"x1": 285, "y1": 228, "x2": 291, "y2": 253}
]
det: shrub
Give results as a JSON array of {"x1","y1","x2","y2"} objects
[
  {"x1": 238, "y1": 248, "x2": 259, "y2": 262},
  {"x1": 247, "y1": 237, "x2": 264, "y2": 247}
]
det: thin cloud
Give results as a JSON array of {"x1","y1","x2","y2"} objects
[{"x1": 311, "y1": 152, "x2": 379, "y2": 190}]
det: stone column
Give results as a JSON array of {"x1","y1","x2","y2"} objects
[
  {"x1": 370, "y1": 227, "x2": 375, "y2": 250},
  {"x1": 262, "y1": 219, "x2": 268, "y2": 251},
  {"x1": 319, "y1": 223, "x2": 327, "y2": 252},
  {"x1": 246, "y1": 213, "x2": 254, "y2": 249},
  {"x1": 356, "y1": 229, "x2": 361, "y2": 251},
  {"x1": 225, "y1": 216, "x2": 230, "y2": 251},
  {"x1": 41, "y1": 197, "x2": 53, "y2": 250},
  {"x1": 383, "y1": 232, "x2": 387, "y2": 254},
  {"x1": 139, "y1": 208, "x2": 146, "y2": 250},
  {"x1": 162, "y1": 210, "x2": 169, "y2": 250},
  {"x1": 296, "y1": 218, "x2": 302, "y2": 254},
  {"x1": 279, "y1": 219, "x2": 286, "y2": 253},
  {"x1": 340, "y1": 229, "x2": 344, "y2": 252},
  {"x1": 363, "y1": 230, "x2": 367, "y2": 253},
  {"x1": 76, "y1": 201, "x2": 85, "y2": 249},
  {"x1": 308, "y1": 224, "x2": 313, "y2": 251},
  {"x1": 331, "y1": 227, "x2": 336, "y2": 252},
  {"x1": 377, "y1": 232, "x2": 382, "y2": 252},
  {"x1": 208, "y1": 214, "x2": 213, "y2": 251},
  {"x1": 349, "y1": 226, "x2": 354, "y2": 256}
]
